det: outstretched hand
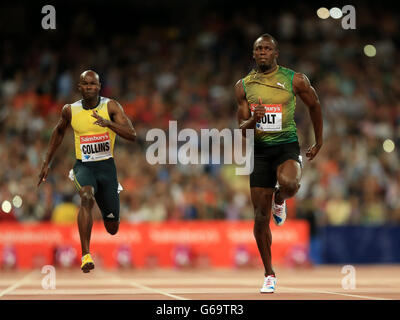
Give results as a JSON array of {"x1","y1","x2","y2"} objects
[
  {"x1": 91, "y1": 111, "x2": 110, "y2": 127},
  {"x1": 306, "y1": 143, "x2": 322, "y2": 161}
]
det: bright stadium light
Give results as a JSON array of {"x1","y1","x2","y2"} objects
[
  {"x1": 383, "y1": 139, "x2": 395, "y2": 153},
  {"x1": 12, "y1": 195, "x2": 23, "y2": 208},
  {"x1": 364, "y1": 44, "x2": 377, "y2": 57},
  {"x1": 330, "y1": 7, "x2": 343, "y2": 19},
  {"x1": 2, "y1": 201, "x2": 12, "y2": 213},
  {"x1": 317, "y1": 7, "x2": 330, "y2": 19}
]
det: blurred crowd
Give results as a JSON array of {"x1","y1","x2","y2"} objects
[{"x1": 0, "y1": 1, "x2": 399, "y2": 226}]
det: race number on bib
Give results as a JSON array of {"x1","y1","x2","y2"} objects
[
  {"x1": 250, "y1": 104, "x2": 282, "y2": 132},
  {"x1": 80, "y1": 132, "x2": 112, "y2": 162}
]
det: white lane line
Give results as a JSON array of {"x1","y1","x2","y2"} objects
[
  {"x1": 124, "y1": 281, "x2": 191, "y2": 300},
  {"x1": 5, "y1": 288, "x2": 255, "y2": 295},
  {"x1": 0, "y1": 270, "x2": 37, "y2": 298},
  {"x1": 4, "y1": 286, "x2": 399, "y2": 297},
  {"x1": 279, "y1": 286, "x2": 392, "y2": 300},
  {"x1": 5, "y1": 289, "x2": 181, "y2": 295},
  {"x1": 97, "y1": 270, "x2": 190, "y2": 300}
]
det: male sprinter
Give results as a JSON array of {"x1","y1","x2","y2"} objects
[
  {"x1": 235, "y1": 34, "x2": 323, "y2": 292},
  {"x1": 38, "y1": 70, "x2": 136, "y2": 273}
]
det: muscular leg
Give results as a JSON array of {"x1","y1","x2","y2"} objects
[
  {"x1": 251, "y1": 187, "x2": 275, "y2": 276},
  {"x1": 104, "y1": 221, "x2": 119, "y2": 235},
  {"x1": 274, "y1": 159, "x2": 302, "y2": 205},
  {"x1": 78, "y1": 186, "x2": 95, "y2": 256}
]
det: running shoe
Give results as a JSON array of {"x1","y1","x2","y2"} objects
[
  {"x1": 81, "y1": 253, "x2": 95, "y2": 273},
  {"x1": 260, "y1": 275, "x2": 277, "y2": 293},
  {"x1": 272, "y1": 199, "x2": 286, "y2": 226}
]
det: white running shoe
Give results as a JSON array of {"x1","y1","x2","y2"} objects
[
  {"x1": 272, "y1": 200, "x2": 286, "y2": 226},
  {"x1": 260, "y1": 275, "x2": 277, "y2": 293}
]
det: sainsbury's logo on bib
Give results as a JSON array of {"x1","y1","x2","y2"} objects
[
  {"x1": 250, "y1": 104, "x2": 282, "y2": 113},
  {"x1": 80, "y1": 133, "x2": 110, "y2": 144},
  {"x1": 80, "y1": 132, "x2": 112, "y2": 162}
]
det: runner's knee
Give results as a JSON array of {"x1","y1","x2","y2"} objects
[
  {"x1": 253, "y1": 208, "x2": 268, "y2": 232},
  {"x1": 80, "y1": 187, "x2": 95, "y2": 208}
]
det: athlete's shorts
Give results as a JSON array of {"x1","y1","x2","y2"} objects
[
  {"x1": 250, "y1": 141, "x2": 302, "y2": 189},
  {"x1": 71, "y1": 157, "x2": 120, "y2": 222}
]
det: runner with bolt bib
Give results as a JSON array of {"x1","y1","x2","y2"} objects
[{"x1": 235, "y1": 34, "x2": 323, "y2": 293}]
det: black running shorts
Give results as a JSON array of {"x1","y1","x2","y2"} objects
[
  {"x1": 250, "y1": 141, "x2": 302, "y2": 189},
  {"x1": 72, "y1": 157, "x2": 120, "y2": 222}
]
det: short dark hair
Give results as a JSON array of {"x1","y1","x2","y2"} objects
[{"x1": 254, "y1": 33, "x2": 279, "y2": 51}]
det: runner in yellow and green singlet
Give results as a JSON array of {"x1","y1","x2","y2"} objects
[
  {"x1": 38, "y1": 70, "x2": 136, "y2": 273},
  {"x1": 235, "y1": 34, "x2": 323, "y2": 293}
]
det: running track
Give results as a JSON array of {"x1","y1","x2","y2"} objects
[{"x1": 0, "y1": 265, "x2": 399, "y2": 300}]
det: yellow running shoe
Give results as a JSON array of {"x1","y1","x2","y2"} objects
[{"x1": 81, "y1": 253, "x2": 95, "y2": 273}]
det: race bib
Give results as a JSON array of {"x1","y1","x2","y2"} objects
[
  {"x1": 80, "y1": 132, "x2": 112, "y2": 162},
  {"x1": 250, "y1": 104, "x2": 282, "y2": 132}
]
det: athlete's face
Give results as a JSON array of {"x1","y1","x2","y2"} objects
[
  {"x1": 78, "y1": 73, "x2": 101, "y2": 100},
  {"x1": 253, "y1": 38, "x2": 278, "y2": 71}
]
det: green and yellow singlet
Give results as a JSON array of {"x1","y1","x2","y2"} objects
[
  {"x1": 242, "y1": 65, "x2": 297, "y2": 146},
  {"x1": 70, "y1": 97, "x2": 116, "y2": 162}
]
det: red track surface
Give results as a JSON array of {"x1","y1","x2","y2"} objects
[{"x1": 0, "y1": 265, "x2": 399, "y2": 300}]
